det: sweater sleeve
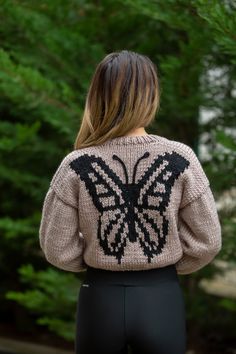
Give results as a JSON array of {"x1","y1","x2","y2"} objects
[
  {"x1": 179, "y1": 144, "x2": 211, "y2": 208},
  {"x1": 39, "y1": 153, "x2": 87, "y2": 272},
  {"x1": 175, "y1": 185, "x2": 222, "y2": 275}
]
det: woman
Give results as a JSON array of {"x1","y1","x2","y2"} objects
[{"x1": 39, "y1": 50, "x2": 222, "y2": 354}]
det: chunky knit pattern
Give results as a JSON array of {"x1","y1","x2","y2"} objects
[{"x1": 39, "y1": 134, "x2": 222, "y2": 274}]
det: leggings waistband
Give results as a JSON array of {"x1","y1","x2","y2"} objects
[{"x1": 84, "y1": 264, "x2": 179, "y2": 286}]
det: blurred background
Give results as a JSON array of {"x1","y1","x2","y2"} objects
[{"x1": 0, "y1": 0, "x2": 235, "y2": 353}]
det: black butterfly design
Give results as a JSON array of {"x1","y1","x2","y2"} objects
[{"x1": 69, "y1": 151, "x2": 189, "y2": 264}]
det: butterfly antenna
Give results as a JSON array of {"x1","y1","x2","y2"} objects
[
  {"x1": 112, "y1": 154, "x2": 129, "y2": 184},
  {"x1": 132, "y1": 152, "x2": 150, "y2": 183}
]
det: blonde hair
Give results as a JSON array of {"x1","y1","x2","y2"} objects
[{"x1": 74, "y1": 50, "x2": 161, "y2": 149}]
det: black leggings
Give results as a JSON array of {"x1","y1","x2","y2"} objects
[{"x1": 75, "y1": 264, "x2": 187, "y2": 354}]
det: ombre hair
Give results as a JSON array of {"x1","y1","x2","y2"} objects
[{"x1": 74, "y1": 50, "x2": 161, "y2": 149}]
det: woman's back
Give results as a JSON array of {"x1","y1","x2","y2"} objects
[{"x1": 39, "y1": 133, "x2": 221, "y2": 275}]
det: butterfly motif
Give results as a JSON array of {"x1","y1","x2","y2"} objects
[{"x1": 69, "y1": 151, "x2": 190, "y2": 264}]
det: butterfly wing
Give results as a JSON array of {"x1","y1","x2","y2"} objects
[
  {"x1": 134, "y1": 151, "x2": 190, "y2": 262},
  {"x1": 69, "y1": 154, "x2": 128, "y2": 263}
]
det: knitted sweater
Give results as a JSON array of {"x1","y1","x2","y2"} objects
[{"x1": 39, "y1": 134, "x2": 222, "y2": 274}]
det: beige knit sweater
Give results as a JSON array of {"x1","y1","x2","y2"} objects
[{"x1": 39, "y1": 134, "x2": 222, "y2": 274}]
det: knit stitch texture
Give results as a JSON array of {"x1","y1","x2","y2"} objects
[{"x1": 39, "y1": 134, "x2": 222, "y2": 274}]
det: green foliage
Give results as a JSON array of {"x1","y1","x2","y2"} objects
[
  {"x1": 219, "y1": 216, "x2": 236, "y2": 262},
  {"x1": 6, "y1": 264, "x2": 83, "y2": 341},
  {"x1": 215, "y1": 129, "x2": 236, "y2": 152},
  {"x1": 197, "y1": 0, "x2": 236, "y2": 64},
  {"x1": 0, "y1": 0, "x2": 103, "y2": 341},
  {"x1": 219, "y1": 298, "x2": 236, "y2": 312}
]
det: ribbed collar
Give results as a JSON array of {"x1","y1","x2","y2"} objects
[{"x1": 102, "y1": 134, "x2": 162, "y2": 146}]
